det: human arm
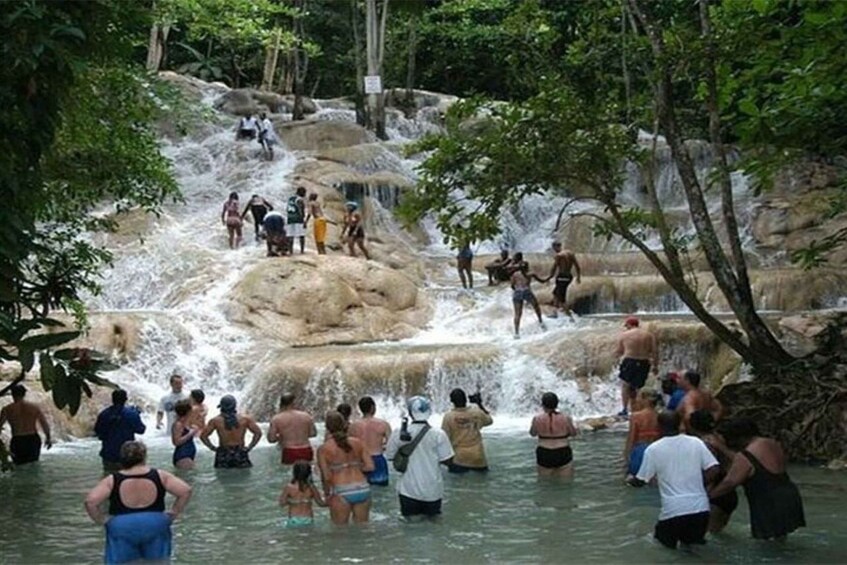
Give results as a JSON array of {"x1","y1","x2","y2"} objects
[
  {"x1": 278, "y1": 486, "x2": 290, "y2": 508},
  {"x1": 709, "y1": 452, "x2": 752, "y2": 499},
  {"x1": 130, "y1": 408, "x2": 146, "y2": 435},
  {"x1": 245, "y1": 417, "x2": 262, "y2": 451},
  {"x1": 475, "y1": 403, "x2": 493, "y2": 425},
  {"x1": 358, "y1": 440, "x2": 375, "y2": 473},
  {"x1": 266, "y1": 419, "x2": 279, "y2": 444},
  {"x1": 623, "y1": 416, "x2": 637, "y2": 460},
  {"x1": 308, "y1": 418, "x2": 317, "y2": 439},
  {"x1": 199, "y1": 420, "x2": 218, "y2": 452},
  {"x1": 316, "y1": 446, "x2": 333, "y2": 497},
  {"x1": 437, "y1": 429, "x2": 455, "y2": 467},
  {"x1": 0, "y1": 407, "x2": 7, "y2": 434},
  {"x1": 221, "y1": 204, "x2": 227, "y2": 226},
  {"x1": 650, "y1": 333, "x2": 659, "y2": 374},
  {"x1": 241, "y1": 203, "x2": 250, "y2": 220},
  {"x1": 529, "y1": 416, "x2": 538, "y2": 437},
  {"x1": 573, "y1": 255, "x2": 581, "y2": 284},
  {"x1": 84, "y1": 475, "x2": 115, "y2": 525},
  {"x1": 629, "y1": 446, "x2": 655, "y2": 487},
  {"x1": 159, "y1": 470, "x2": 193, "y2": 520},
  {"x1": 615, "y1": 335, "x2": 625, "y2": 358},
  {"x1": 310, "y1": 484, "x2": 328, "y2": 507},
  {"x1": 172, "y1": 422, "x2": 196, "y2": 447},
  {"x1": 711, "y1": 396, "x2": 724, "y2": 421}
]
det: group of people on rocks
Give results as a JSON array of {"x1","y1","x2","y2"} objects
[
  {"x1": 221, "y1": 187, "x2": 369, "y2": 259},
  {"x1": 236, "y1": 113, "x2": 278, "y2": 161}
]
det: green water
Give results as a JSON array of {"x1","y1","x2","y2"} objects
[{"x1": 1, "y1": 428, "x2": 845, "y2": 563}]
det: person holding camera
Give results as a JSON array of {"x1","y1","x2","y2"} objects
[
  {"x1": 94, "y1": 389, "x2": 146, "y2": 472},
  {"x1": 441, "y1": 388, "x2": 493, "y2": 474},
  {"x1": 385, "y1": 396, "x2": 454, "y2": 519}
]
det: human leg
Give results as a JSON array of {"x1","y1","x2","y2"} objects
[
  {"x1": 299, "y1": 236, "x2": 305, "y2": 254},
  {"x1": 529, "y1": 295, "x2": 545, "y2": 328},
  {"x1": 513, "y1": 300, "x2": 524, "y2": 337},
  {"x1": 356, "y1": 238, "x2": 370, "y2": 260},
  {"x1": 328, "y1": 495, "x2": 353, "y2": 525}
]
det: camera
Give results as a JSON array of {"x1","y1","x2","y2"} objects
[
  {"x1": 400, "y1": 416, "x2": 412, "y2": 441},
  {"x1": 468, "y1": 392, "x2": 482, "y2": 405}
]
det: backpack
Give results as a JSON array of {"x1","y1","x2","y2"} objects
[
  {"x1": 392, "y1": 423, "x2": 430, "y2": 473},
  {"x1": 286, "y1": 195, "x2": 303, "y2": 223}
]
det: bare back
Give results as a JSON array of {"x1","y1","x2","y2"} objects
[
  {"x1": 210, "y1": 415, "x2": 250, "y2": 447},
  {"x1": 309, "y1": 201, "x2": 323, "y2": 218},
  {"x1": 618, "y1": 328, "x2": 656, "y2": 361},
  {"x1": 680, "y1": 389, "x2": 723, "y2": 430},
  {"x1": 269, "y1": 409, "x2": 316, "y2": 448},
  {"x1": 1, "y1": 401, "x2": 44, "y2": 435},
  {"x1": 511, "y1": 269, "x2": 531, "y2": 290},
  {"x1": 319, "y1": 437, "x2": 372, "y2": 487},
  {"x1": 554, "y1": 251, "x2": 578, "y2": 277},
  {"x1": 348, "y1": 417, "x2": 391, "y2": 455},
  {"x1": 530, "y1": 411, "x2": 576, "y2": 449},
  {"x1": 745, "y1": 437, "x2": 787, "y2": 475}
]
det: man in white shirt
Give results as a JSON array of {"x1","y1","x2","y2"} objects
[
  {"x1": 385, "y1": 396, "x2": 454, "y2": 519},
  {"x1": 630, "y1": 410, "x2": 720, "y2": 549},
  {"x1": 257, "y1": 112, "x2": 278, "y2": 161},
  {"x1": 156, "y1": 374, "x2": 188, "y2": 432}
]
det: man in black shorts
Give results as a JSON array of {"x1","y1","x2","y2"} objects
[
  {"x1": 615, "y1": 316, "x2": 658, "y2": 417},
  {"x1": 547, "y1": 242, "x2": 581, "y2": 319}
]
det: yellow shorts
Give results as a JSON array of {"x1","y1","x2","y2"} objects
[{"x1": 314, "y1": 217, "x2": 327, "y2": 244}]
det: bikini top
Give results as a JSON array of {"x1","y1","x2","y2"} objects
[
  {"x1": 329, "y1": 460, "x2": 361, "y2": 472},
  {"x1": 109, "y1": 469, "x2": 166, "y2": 516},
  {"x1": 537, "y1": 412, "x2": 571, "y2": 439}
]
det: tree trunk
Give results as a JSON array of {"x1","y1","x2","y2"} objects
[
  {"x1": 292, "y1": 2, "x2": 309, "y2": 121},
  {"x1": 261, "y1": 28, "x2": 282, "y2": 91},
  {"x1": 627, "y1": 0, "x2": 794, "y2": 370},
  {"x1": 351, "y1": 0, "x2": 367, "y2": 126},
  {"x1": 620, "y1": 0, "x2": 631, "y2": 123},
  {"x1": 145, "y1": 24, "x2": 170, "y2": 72},
  {"x1": 404, "y1": 17, "x2": 418, "y2": 113},
  {"x1": 365, "y1": 0, "x2": 389, "y2": 139}
]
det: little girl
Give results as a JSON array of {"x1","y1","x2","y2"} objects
[{"x1": 280, "y1": 461, "x2": 326, "y2": 528}]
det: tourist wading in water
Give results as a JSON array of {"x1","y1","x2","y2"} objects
[
  {"x1": 221, "y1": 192, "x2": 244, "y2": 249},
  {"x1": 188, "y1": 389, "x2": 207, "y2": 428},
  {"x1": 156, "y1": 374, "x2": 187, "y2": 432},
  {"x1": 317, "y1": 410, "x2": 375, "y2": 525},
  {"x1": 547, "y1": 242, "x2": 581, "y2": 319},
  {"x1": 509, "y1": 253, "x2": 547, "y2": 339},
  {"x1": 615, "y1": 316, "x2": 658, "y2": 417},
  {"x1": 530, "y1": 392, "x2": 578, "y2": 478},
  {"x1": 235, "y1": 114, "x2": 259, "y2": 140},
  {"x1": 95, "y1": 389, "x2": 146, "y2": 472},
  {"x1": 305, "y1": 192, "x2": 336, "y2": 255},
  {"x1": 623, "y1": 390, "x2": 661, "y2": 480},
  {"x1": 0, "y1": 384, "x2": 52, "y2": 465},
  {"x1": 709, "y1": 418, "x2": 805, "y2": 540},
  {"x1": 343, "y1": 201, "x2": 370, "y2": 260},
  {"x1": 267, "y1": 392, "x2": 318, "y2": 465},
  {"x1": 200, "y1": 395, "x2": 261, "y2": 468},
  {"x1": 279, "y1": 460, "x2": 327, "y2": 528},
  {"x1": 689, "y1": 410, "x2": 738, "y2": 534},
  {"x1": 348, "y1": 396, "x2": 392, "y2": 486},
  {"x1": 442, "y1": 388, "x2": 493, "y2": 473},
  {"x1": 84, "y1": 440, "x2": 192, "y2": 564},
  {"x1": 677, "y1": 369, "x2": 723, "y2": 432},
  {"x1": 241, "y1": 194, "x2": 273, "y2": 242},
  {"x1": 171, "y1": 400, "x2": 200, "y2": 470}
]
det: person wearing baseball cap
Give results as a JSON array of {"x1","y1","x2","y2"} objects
[
  {"x1": 199, "y1": 395, "x2": 262, "y2": 468},
  {"x1": 615, "y1": 316, "x2": 658, "y2": 417}
]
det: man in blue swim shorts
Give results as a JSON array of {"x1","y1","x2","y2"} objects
[{"x1": 349, "y1": 396, "x2": 391, "y2": 486}]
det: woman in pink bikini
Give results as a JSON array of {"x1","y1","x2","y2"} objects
[{"x1": 221, "y1": 192, "x2": 243, "y2": 249}]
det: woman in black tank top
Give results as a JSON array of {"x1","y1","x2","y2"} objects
[{"x1": 109, "y1": 468, "x2": 167, "y2": 515}]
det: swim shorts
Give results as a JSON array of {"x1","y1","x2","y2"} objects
[
  {"x1": 285, "y1": 516, "x2": 314, "y2": 528},
  {"x1": 447, "y1": 462, "x2": 489, "y2": 474},
  {"x1": 627, "y1": 442, "x2": 649, "y2": 476},
  {"x1": 654, "y1": 511, "x2": 709, "y2": 549},
  {"x1": 313, "y1": 217, "x2": 327, "y2": 244},
  {"x1": 105, "y1": 511, "x2": 172, "y2": 564},
  {"x1": 553, "y1": 276, "x2": 573, "y2": 302},
  {"x1": 535, "y1": 446, "x2": 573, "y2": 469},
  {"x1": 399, "y1": 494, "x2": 442, "y2": 517},
  {"x1": 619, "y1": 357, "x2": 651, "y2": 390},
  {"x1": 214, "y1": 445, "x2": 252, "y2": 468},
  {"x1": 512, "y1": 288, "x2": 535, "y2": 304},
  {"x1": 333, "y1": 482, "x2": 371, "y2": 505},
  {"x1": 282, "y1": 445, "x2": 314, "y2": 465},
  {"x1": 10, "y1": 434, "x2": 42, "y2": 465},
  {"x1": 365, "y1": 454, "x2": 389, "y2": 486}
]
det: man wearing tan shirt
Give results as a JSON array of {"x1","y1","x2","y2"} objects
[{"x1": 441, "y1": 388, "x2": 493, "y2": 473}]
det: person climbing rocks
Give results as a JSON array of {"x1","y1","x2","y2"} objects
[
  {"x1": 241, "y1": 194, "x2": 273, "y2": 242},
  {"x1": 485, "y1": 250, "x2": 513, "y2": 285},
  {"x1": 286, "y1": 187, "x2": 308, "y2": 254},
  {"x1": 343, "y1": 201, "x2": 370, "y2": 260},
  {"x1": 456, "y1": 241, "x2": 474, "y2": 289},
  {"x1": 257, "y1": 112, "x2": 278, "y2": 161},
  {"x1": 236, "y1": 114, "x2": 259, "y2": 140},
  {"x1": 262, "y1": 210, "x2": 288, "y2": 256},
  {"x1": 221, "y1": 192, "x2": 243, "y2": 249},
  {"x1": 305, "y1": 192, "x2": 336, "y2": 255},
  {"x1": 547, "y1": 242, "x2": 581, "y2": 319},
  {"x1": 510, "y1": 253, "x2": 547, "y2": 339},
  {"x1": 615, "y1": 316, "x2": 658, "y2": 417},
  {"x1": 0, "y1": 384, "x2": 52, "y2": 465}
]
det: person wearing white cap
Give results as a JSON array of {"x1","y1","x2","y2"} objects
[
  {"x1": 199, "y1": 395, "x2": 262, "y2": 468},
  {"x1": 384, "y1": 396, "x2": 454, "y2": 519}
]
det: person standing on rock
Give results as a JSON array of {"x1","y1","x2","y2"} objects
[
  {"x1": 510, "y1": 253, "x2": 547, "y2": 339},
  {"x1": 262, "y1": 210, "x2": 288, "y2": 256},
  {"x1": 0, "y1": 384, "x2": 52, "y2": 465},
  {"x1": 615, "y1": 316, "x2": 658, "y2": 417},
  {"x1": 241, "y1": 194, "x2": 273, "y2": 242},
  {"x1": 349, "y1": 396, "x2": 392, "y2": 486},
  {"x1": 267, "y1": 393, "x2": 318, "y2": 465},
  {"x1": 547, "y1": 242, "x2": 581, "y2": 319},
  {"x1": 343, "y1": 201, "x2": 370, "y2": 260},
  {"x1": 156, "y1": 374, "x2": 187, "y2": 432},
  {"x1": 305, "y1": 193, "x2": 336, "y2": 255},
  {"x1": 286, "y1": 187, "x2": 308, "y2": 254},
  {"x1": 221, "y1": 192, "x2": 244, "y2": 249},
  {"x1": 95, "y1": 389, "x2": 146, "y2": 471},
  {"x1": 200, "y1": 395, "x2": 262, "y2": 468},
  {"x1": 456, "y1": 241, "x2": 474, "y2": 290},
  {"x1": 257, "y1": 112, "x2": 278, "y2": 161},
  {"x1": 236, "y1": 113, "x2": 259, "y2": 140},
  {"x1": 530, "y1": 392, "x2": 578, "y2": 478},
  {"x1": 442, "y1": 388, "x2": 492, "y2": 473},
  {"x1": 677, "y1": 370, "x2": 723, "y2": 432}
]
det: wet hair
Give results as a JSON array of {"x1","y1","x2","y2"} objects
[
  {"x1": 552, "y1": 242, "x2": 562, "y2": 250},
  {"x1": 513, "y1": 252, "x2": 524, "y2": 262},
  {"x1": 718, "y1": 417, "x2": 760, "y2": 450},
  {"x1": 296, "y1": 186, "x2": 306, "y2": 197},
  {"x1": 174, "y1": 399, "x2": 192, "y2": 418},
  {"x1": 325, "y1": 411, "x2": 352, "y2": 452},
  {"x1": 336, "y1": 403, "x2": 352, "y2": 421},
  {"x1": 291, "y1": 460, "x2": 312, "y2": 492},
  {"x1": 119, "y1": 440, "x2": 147, "y2": 469},
  {"x1": 10, "y1": 384, "x2": 26, "y2": 399},
  {"x1": 112, "y1": 389, "x2": 128, "y2": 406},
  {"x1": 279, "y1": 393, "x2": 295, "y2": 408},
  {"x1": 308, "y1": 192, "x2": 318, "y2": 201},
  {"x1": 170, "y1": 374, "x2": 183, "y2": 385},
  {"x1": 541, "y1": 392, "x2": 559, "y2": 410},
  {"x1": 657, "y1": 410, "x2": 681, "y2": 436},
  {"x1": 683, "y1": 370, "x2": 701, "y2": 388},
  {"x1": 624, "y1": 316, "x2": 639, "y2": 328},
  {"x1": 229, "y1": 191, "x2": 238, "y2": 201},
  {"x1": 190, "y1": 389, "x2": 205, "y2": 403},
  {"x1": 450, "y1": 388, "x2": 467, "y2": 408},
  {"x1": 358, "y1": 396, "x2": 376, "y2": 415},
  {"x1": 689, "y1": 410, "x2": 716, "y2": 434}
]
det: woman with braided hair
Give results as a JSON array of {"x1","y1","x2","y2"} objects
[{"x1": 317, "y1": 410, "x2": 375, "y2": 525}]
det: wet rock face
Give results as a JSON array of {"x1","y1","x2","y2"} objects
[
  {"x1": 227, "y1": 255, "x2": 431, "y2": 347},
  {"x1": 276, "y1": 120, "x2": 375, "y2": 151},
  {"x1": 213, "y1": 88, "x2": 318, "y2": 116}
]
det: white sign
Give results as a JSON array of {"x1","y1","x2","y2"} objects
[{"x1": 364, "y1": 75, "x2": 383, "y2": 94}]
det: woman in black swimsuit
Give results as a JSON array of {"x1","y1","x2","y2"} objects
[
  {"x1": 344, "y1": 202, "x2": 370, "y2": 260},
  {"x1": 529, "y1": 392, "x2": 578, "y2": 478},
  {"x1": 241, "y1": 194, "x2": 273, "y2": 241}
]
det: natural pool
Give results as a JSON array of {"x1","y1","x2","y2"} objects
[{"x1": 1, "y1": 424, "x2": 845, "y2": 563}]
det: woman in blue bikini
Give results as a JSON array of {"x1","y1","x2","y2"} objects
[
  {"x1": 280, "y1": 460, "x2": 326, "y2": 528},
  {"x1": 317, "y1": 411, "x2": 375, "y2": 525}
]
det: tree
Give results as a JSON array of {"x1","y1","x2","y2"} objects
[{"x1": 364, "y1": 0, "x2": 390, "y2": 139}]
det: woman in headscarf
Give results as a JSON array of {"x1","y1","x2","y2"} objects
[
  {"x1": 84, "y1": 440, "x2": 192, "y2": 564},
  {"x1": 317, "y1": 410, "x2": 374, "y2": 525},
  {"x1": 199, "y1": 395, "x2": 262, "y2": 468}
]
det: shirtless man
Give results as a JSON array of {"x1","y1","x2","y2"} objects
[
  {"x1": 677, "y1": 370, "x2": 723, "y2": 432},
  {"x1": 199, "y1": 395, "x2": 261, "y2": 468},
  {"x1": 485, "y1": 250, "x2": 513, "y2": 285},
  {"x1": 188, "y1": 389, "x2": 208, "y2": 428},
  {"x1": 0, "y1": 384, "x2": 52, "y2": 465},
  {"x1": 305, "y1": 193, "x2": 336, "y2": 255},
  {"x1": 348, "y1": 396, "x2": 391, "y2": 486},
  {"x1": 615, "y1": 316, "x2": 658, "y2": 417},
  {"x1": 548, "y1": 242, "x2": 581, "y2": 319},
  {"x1": 267, "y1": 392, "x2": 318, "y2": 465},
  {"x1": 509, "y1": 253, "x2": 547, "y2": 339}
]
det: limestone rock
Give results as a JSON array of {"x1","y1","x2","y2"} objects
[
  {"x1": 384, "y1": 88, "x2": 459, "y2": 114},
  {"x1": 277, "y1": 120, "x2": 374, "y2": 151},
  {"x1": 214, "y1": 88, "x2": 318, "y2": 116},
  {"x1": 227, "y1": 255, "x2": 431, "y2": 347}
]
